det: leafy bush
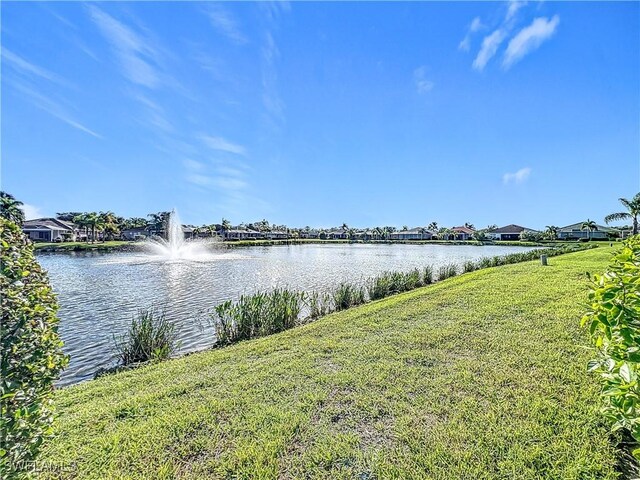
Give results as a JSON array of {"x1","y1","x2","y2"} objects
[
  {"x1": 519, "y1": 230, "x2": 544, "y2": 242},
  {"x1": 114, "y1": 308, "x2": 177, "y2": 365},
  {"x1": 583, "y1": 235, "x2": 640, "y2": 457},
  {"x1": 0, "y1": 218, "x2": 68, "y2": 476}
]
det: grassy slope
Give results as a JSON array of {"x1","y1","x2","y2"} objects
[{"x1": 42, "y1": 247, "x2": 618, "y2": 479}]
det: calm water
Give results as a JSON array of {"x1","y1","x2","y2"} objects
[{"x1": 38, "y1": 243, "x2": 536, "y2": 385}]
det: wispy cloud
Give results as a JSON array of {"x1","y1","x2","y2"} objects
[
  {"x1": 20, "y1": 203, "x2": 45, "y2": 220},
  {"x1": 8, "y1": 81, "x2": 102, "y2": 138},
  {"x1": 86, "y1": 5, "x2": 160, "y2": 88},
  {"x1": 199, "y1": 134, "x2": 247, "y2": 156},
  {"x1": 1, "y1": 47, "x2": 68, "y2": 85},
  {"x1": 459, "y1": 17, "x2": 484, "y2": 52},
  {"x1": 413, "y1": 66, "x2": 434, "y2": 94},
  {"x1": 503, "y1": 167, "x2": 532, "y2": 184},
  {"x1": 503, "y1": 15, "x2": 560, "y2": 68},
  {"x1": 261, "y1": 31, "x2": 284, "y2": 124},
  {"x1": 259, "y1": 2, "x2": 290, "y2": 129},
  {"x1": 473, "y1": 29, "x2": 507, "y2": 71},
  {"x1": 203, "y1": 4, "x2": 248, "y2": 45}
]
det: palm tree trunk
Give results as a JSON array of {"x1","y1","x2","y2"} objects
[{"x1": 634, "y1": 216, "x2": 638, "y2": 236}]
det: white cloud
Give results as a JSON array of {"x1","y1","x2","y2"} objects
[
  {"x1": 503, "y1": 167, "x2": 532, "y2": 184},
  {"x1": 21, "y1": 203, "x2": 45, "y2": 220},
  {"x1": 506, "y1": 1, "x2": 527, "y2": 21},
  {"x1": 86, "y1": 5, "x2": 160, "y2": 88},
  {"x1": 204, "y1": 4, "x2": 248, "y2": 45},
  {"x1": 473, "y1": 29, "x2": 507, "y2": 71},
  {"x1": 458, "y1": 17, "x2": 484, "y2": 52},
  {"x1": 199, "y1": 134, "x2": 246, "y2": 156},
  {"x1": 503, "y1": 15, "x2": 560, "y2": 68},
  {"x1": 413, "y1": 66, "x2": 434, "y2": 94}
]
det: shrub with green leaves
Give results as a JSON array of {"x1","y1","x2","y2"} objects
[
  {"x1": 583, "y1": 235, "x2": 640, "y2": 458},
  {"x1": 114, "y1": 308, "x2": 177, "y2": 365},
  {"x1": 1, "y1": 218, "x2": 68, "y2": 476}
]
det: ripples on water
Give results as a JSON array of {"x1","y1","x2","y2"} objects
[{"x1": 37, "y1": 243, "x2": 536, "y2": 385}]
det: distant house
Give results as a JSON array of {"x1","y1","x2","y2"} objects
[
  {"x1": 121, "y1": 227, "x2": 147, "y2": 241},
  {"x1": 487, "y1": 224, "x2": 538, "y2": 241},
  {"x1": 327, "y1": 228, "x2": 348, "y2": 240},
  {"x1": 182, "y1": 226, "x2": 195, "y2": 239},
  {"x1": 224, "y1": 228, "x2": 263, "y2": 240},
  {"x1": 266, "y1": 230, "x2": 288, "y2": 240},
  {"x1": 300, "y1": 229, "x2": 320, "y2": 239},
  {"x1": 557, "y1": 222, "x2": 615, "y2": 240},
  {"x1": 22, "y1": 218, "x2": 76, "y2": 242},
  {"x1": 451, "y1": 226, "x2": 475, "y2": 241},
  {"x1": 390, "y1": 227, "x2": 434, "y2": 241}
]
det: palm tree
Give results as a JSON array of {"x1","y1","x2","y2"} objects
[
  {"x1": 581, "y1": 219, "x2": 598, "y2": 241},
  {"x1": 605, "y1": 192, "x2": 640, "y2": 235},
  {"x1": 544, "y1": 225, "x2": 559, "y2": 241},
  {"x1": 73, "y1": 214, "x2": 90, "y2": 241},
  {"x1": 464, "y1": 222, "x2": 475, "y2": 230},
  {"x1": 428, "y1": 221, "x2": 438, "y2": 231},
  {"x1": 0, "y1": 192, "x2": 25, "y2": 225},
  {"x1": 438, "y1": 227, "x2": 453, "y2": 240},
  {"x1": 402, "y1": 225, "x2": 408, "y2": 231},
  {"x1": 99, "y1": 211, "x2": 119, "y2": 240}
]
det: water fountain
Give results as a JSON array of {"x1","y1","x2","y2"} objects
[{"x1": 143, "y1": 209, "x2": 213, "y2": 260}]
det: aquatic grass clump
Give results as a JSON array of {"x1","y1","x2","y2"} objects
[
  {"x1": 367, "y1": 269, "x2": 424, "y2": 301},
  {"x1": 438, "y1": 263, "x2": 458, "y2": 281},
  {"x1": 305, "y1": 291, "x2": 333, "y2": 320},
  {"x1": 463, "y1": 260, "x2": 478, "y2": 273},
  {"x1": 211, "y1": 289, "x2": 305, "y2": 345},
  {"x1": 333, "y1": 282, "x2": 366, "y2": 311},
  {"x1": 115, "y1": 308, "x2": 177, "y2": 365},
  {"x1": 423, "y1": 265, "x2": 434, "y2": 285}
]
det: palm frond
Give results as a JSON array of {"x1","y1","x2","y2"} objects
[{"x1": 605, "y1": 212, "x2": 631, "y2": 224}]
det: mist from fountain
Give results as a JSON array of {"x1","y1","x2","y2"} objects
[{"x1": 143, "y1": 209, "x2": 215, "y2": 260}]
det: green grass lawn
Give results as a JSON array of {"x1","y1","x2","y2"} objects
[
  {"x1": 33, "y1": 241, "x2": 133, "y2": 251},
  {"x1": 41, "y1": 247, "x2": 619, "y2": 479}
]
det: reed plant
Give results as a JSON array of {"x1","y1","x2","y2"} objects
[
  {"x1": 332, "y1": 282, "x2": 366, "y2": 311},
  {"x1": 115, "y1": 308, "x2": 177, "y2": 365},
  {"x1": 438, "y1": 263, "x2": 458, "y2": 281},
  {"x1": 463, "y1": 260, "x2": 478, "y2": 273},
  {"x1": 305, "y1": 291, "x2": 333, "y2": 320},
  {"x1": 210, "y1": 289, "x2": 305, "y2": 345}
]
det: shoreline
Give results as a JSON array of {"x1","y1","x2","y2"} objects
[{"x1": 33, "y1": 238, "x2": 604, "y2": 253}]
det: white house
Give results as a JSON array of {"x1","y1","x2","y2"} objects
[
  {"x1": 22, "y1": 218, "x2": 76, "y2": 242},
  {"x1": 389, "y1": 227, "x2": 434, "y2": 241}
]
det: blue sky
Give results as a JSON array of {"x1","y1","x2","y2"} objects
[{"x1": 2, "y1": 1, "x2": 639, "y2": 229}]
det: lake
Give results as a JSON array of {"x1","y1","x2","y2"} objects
[{"x1": 38, "y1": 243, "x2": 537, "y2": 385}]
